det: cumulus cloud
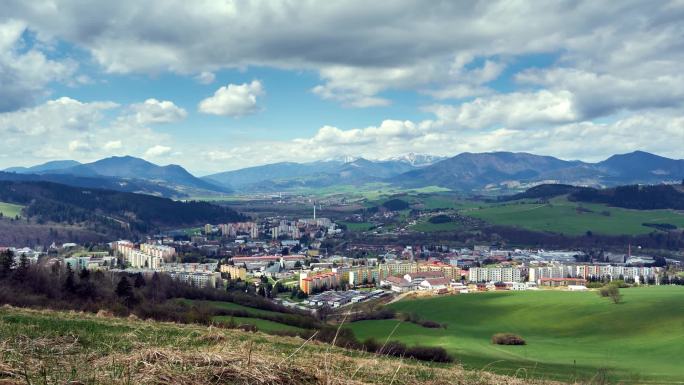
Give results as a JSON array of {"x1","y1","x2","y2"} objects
[
  {"x1": 0, "y1": 19, "x2": 77, "y2": 112},
  {"x1": 144, "y1": 145, "x2": 172, "y2": 157},
  {"x1": 198, "y1": 80, "x2": 264, "y2": 117},
  {"x1": 0, "y1": 97, "x2": 172, "y2": 167},
  {"x1": 0, "y1": 97, "x2": 118, "y2": 136},
  {"x1": 4, "y1": 1, "x2": 684, "y2": 112},
  {"x1": 426, "y1": 90, "x2": 578, "y2": 130},
  {"x1": 126, "y1": 98, "x2": 187, "y2": 125},
  {"x1": 9, "y1": 1, "x2": 683, "y2": 110},
  {"x1": 516, "y1": 68, "x2": 684, "y2": 119}
]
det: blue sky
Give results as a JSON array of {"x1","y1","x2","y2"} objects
[{"x1": 1, "y1": 1, "x2": 683, "y2": 175}]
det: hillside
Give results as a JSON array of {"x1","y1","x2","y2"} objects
[
  {"x1": 0, "y1": 306, "x2": 562, "y2": 385},
  {"x1": 465, "y1": 195, "x2": 684, "y2": 236},
  {"x1": 569, "y1": 184, "x2": 684, "y2": 210},
  {"x1": 0, "y1": 170, "x2": 181, "y2": 197},
  {"x1": 499, "y1": 184, "x2": 582, "y2": 201},
  {"x1": 0, "y1": 180, "x2": 246, "y2": 233},
  {"x1": 500, "y1": 183, "x2": 684, "y2": 210},
  {"x1": 349, "y1": 288, "x2": 684, "y2": 384}
]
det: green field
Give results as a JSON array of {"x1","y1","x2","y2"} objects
[
  {"x1": 348, "y1": 287, "x2": 684, "y2": 383},
  {"x1": 178, "y1": 299, "x2": 308, "y2": 333},
  {"x1": 176, "y1": 299, "x2": 284, "y2": 317},
  {"x1": 0, "y1": 201, "x2": 24, "y2": 218},
  {"x1": 411, "y1": 219, "x2": 463, "y2": 232},
  {"x1": 212, "y1": 315, "x2": 304, "y2": 332},
  {"x1": 464, "y1": 196, "x2": 684, "y2": 235},
  {"x1": 339, "y1": 220, "x2": 375, "y2": 232}
]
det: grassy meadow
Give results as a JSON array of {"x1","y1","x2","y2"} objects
[
  {"x1": 0, "y1": 201, "x2": 24, "y2": 218},
  {"x1": 464, "y1": 196, "x2": 684, "y2": 235},
  {"x1": 347, "y1": 287, "x2": 684, "y2": 383},
  {"x1": 0, "y1": 306, "x2": 563, "y2": 385},
  {"x1": 176, "y1": 299, "x2": 310, "y2": 332}
]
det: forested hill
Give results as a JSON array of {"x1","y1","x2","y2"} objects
[
  {"x1": 502, "y1": 183, "x2": 684, "y2": 210},
  {"x1": 569, "y1": 184, "x2": 684, "y2": 210},
  {"x1": 499, "y1": 184, "x2": 583, "y2": 201},
  {"x1": 0, "y1": 181, "x2": 246, "y2": 232}
]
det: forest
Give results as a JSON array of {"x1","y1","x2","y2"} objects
[{"x1": 0, "y1": 181, "x2": 246, "y2": 233}]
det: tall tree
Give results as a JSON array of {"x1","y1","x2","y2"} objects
[{"x1": 0, "y1": 250, "x2": 16, "y2": 278}]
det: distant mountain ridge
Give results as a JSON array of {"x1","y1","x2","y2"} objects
[
  {"x1": 3, "y1": 160, "x2": 81, "y2": 174},
  {"x1": 203, "y1": 154, "x2": 442, "y2": 191},
  {"x1": 3, "y1": 156, "x2": 230, "y2": 197},
  {"x1": 392, "y1": 151, "x2": 684, "y2": 192},
  {"x1": 4, "y1": 151, "x2": 683, "y2": 195}
]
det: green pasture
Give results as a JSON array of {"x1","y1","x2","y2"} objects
[{"x1": 348, "y1": 287, "x2": 684, "y2": 383}]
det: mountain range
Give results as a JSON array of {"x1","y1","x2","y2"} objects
[
  {"x1": 2, "y1": 156, "x2": 229, "y2": 198},
  {"x1": 3, "y1": 151, "x2": 683, "y2": 196},
  {"x1": 392, "y1": 150, "x2": 684, "y2": 192},
  {"x1": 203, "y1": 156, "x2": 433, "y2": 191}
]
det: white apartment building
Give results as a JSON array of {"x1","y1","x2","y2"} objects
[
  {"x1": 128, "y1": 250, "x2": 163, "y2": 269},
  {"x1": 140, "y1": 243, "x2": 176, "y2": 261},
  {"x1": 468, "y1": 267, "x2": 524, "y2": 283},
  {"x1": 529, "y1": 264, "x2": 662, "y2": 283},
  {"x1": 528, "y1": 265, "x2": 574, "y2": 282},
  {"x1": 167, "y1": 271, "x2": 219, "y2": 288}
]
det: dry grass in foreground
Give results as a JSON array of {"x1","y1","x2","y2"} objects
[{"x1": 0, "y1": 305, "x2": 570, "y2": 385}]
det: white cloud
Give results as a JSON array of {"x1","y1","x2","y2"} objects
[
  {"x1": 144, "y1": 145, "x2": 172, "y2": 157},
  {"x1": 11, "y1": 1, "x2": 683, "y2": 110},
  {"x1": 426, "y1": 90, "x2": 578, "y2": 130},
  {"x1": 0, "y1": 19, "x2": 77, "y2": 111},
  {"x1": 103, "y1": 140, "x2": 123, "y2": 150},
  {"x1": 0, "y1": 97, "x2": 118, "y2": 136},
  {"x1": 195, "y1": 71, "x2": 215, "y2": 84},
  {"x1": 516, "y1": 68, "x2": 684, "y2": 119},
  {"x1": 0, "y1": 97, "x2": 172, "y2": 167},
  {"x1": 68, "y1": 139, "x2": 91, "y2": 152},
  {"x1": 126, "y1": 98, "x2": 187, "y2": 125},
  {"x1": 198, "y1": 80, "x2": 264, "y2": 117},
  {"x1": 5, "y1": 1, "x2": 684, "y2": 113}
]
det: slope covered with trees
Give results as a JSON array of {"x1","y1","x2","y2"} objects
[
  {"x1": 0, "y1": 181, "x2": 246, "y2": 233},
  {"x1": 569, "y1": 184, "x2": 684, "y2": 210}
]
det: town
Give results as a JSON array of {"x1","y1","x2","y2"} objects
[{"x1": 3, "y1": 211, "x2": 680, "y2": 314}]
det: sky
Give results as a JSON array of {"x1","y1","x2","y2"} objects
[{"x1": 1, "y1": 1, "x2": 683, "y2": 176}]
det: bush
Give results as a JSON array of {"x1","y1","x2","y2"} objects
[
  {"x1": 491, "y1": 333, "x2": 526, "y2": 345},
  {"x1": 382, "y1": 199, "x2": 409, "y2": 211},
  {"x1": 598, "y1": 284, "x2": 623, "y2": 304},
  {"x1": 418, "y1": 320, "x2": 442, "y2": 328},
  {"x1": 428, "y1": 215, "x2": 452, "y2": 224}
]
